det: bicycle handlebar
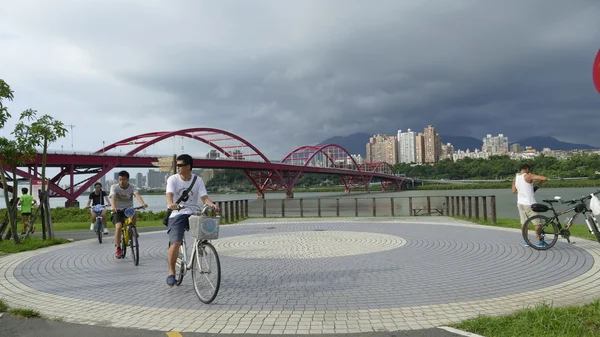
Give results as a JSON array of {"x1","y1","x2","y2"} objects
[
  {"x1": 115, "y1": 206, "x2": 146, "y2": 211},
  {"x1": 559, "y1": 190, "x2": 600, "y2": 205}
]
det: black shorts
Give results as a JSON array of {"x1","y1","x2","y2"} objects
[
  {"x1": 111, "y1": 210, "x2": 127, "y2": 225},
  {"x1": 21, "y1": 212, "x2": 31, "y2": 216}
]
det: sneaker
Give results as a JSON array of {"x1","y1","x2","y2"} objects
[
  {"x1": 523, "y1": 242, "x2": 529, "y2": 247},
  {"x1": 166, "y1": 275, "x2": 176, "y2": 287},
  {"x1": 103, "y1": 228, "x2": 109, "y2": 235},
  {"x1": 536, "y1": 241, "x2": 549, "y2": 247},
  {"x1": 90, "y1": 223, "x2": 94, "y2": 231},
  {"x1": 115, "y1": 248, "x2": 122, "y2": 259}
]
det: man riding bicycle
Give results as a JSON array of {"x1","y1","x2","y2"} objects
[
  {"x1": 109, "y1": 170, "x2": 148, "y2": 259},
  {"x1": 86, "y1": 182, "x2": 111, "y2": 235},
  {"x1": 165, "y1": 154, "x2": 219, "y2": 287}
]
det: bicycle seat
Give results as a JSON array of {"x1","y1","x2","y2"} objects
[{"x1": 542, "y1": 199, "x2": 559, "y2": 203}]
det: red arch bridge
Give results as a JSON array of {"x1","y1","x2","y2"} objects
[{"x1": 1, "y1": 128, "x2": 405, "y2": 207}]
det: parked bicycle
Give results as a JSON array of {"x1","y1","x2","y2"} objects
[
  {"x1": 89, "y1": 204, "x2": 108, "y2": 244},
  {"x1": 117, "y1": 206, "x2": 144, "y2": 266},
  {"x1": 522, "y1": 190, "x2": 600, "y2": 250},
  {"x1": 169, "y1": 204, "x2": 221, "y2": 304}
]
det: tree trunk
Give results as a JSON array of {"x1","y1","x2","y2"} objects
[
  {"x1": 10, "y1": 169, "x2": 20, "y2": 242},
  {"x1": 0, "y1": 165, "x2": 20, "y2": 244},
  {"x1": 41, "y1": 137, "x2": 54, "y2": 239},
  {"x1": 39, "y1": 190, "x2": 46, "y2": 240}
]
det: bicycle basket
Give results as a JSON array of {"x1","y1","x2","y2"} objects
[
  {"x1": 531, "y1": 203, "x2": 549, "y2": 212},
  {"x1": 124, "y1": 208, "x2": 135, "y2": 218},
  {"x1": 189, "y1": 214, "x2": 220, "y2": 240}
]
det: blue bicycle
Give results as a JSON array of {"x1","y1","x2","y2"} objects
[{"x1": 89, "y1": 204, "x2": 108, "y2": 244}]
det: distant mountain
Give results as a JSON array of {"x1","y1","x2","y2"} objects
[
  {"x1": 317, "y1": 132, "x2": 371, "y2": 156},
  {"x1": 512, "y1": 136, "x2": 599, "y2": 151},
  {"x1": 440, "y1": 135, "x2": 482, "y2": 152}
]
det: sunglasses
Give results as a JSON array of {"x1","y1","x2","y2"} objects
[{"x1": 176, "y1": 163, "x2": 189, "y2": 167}]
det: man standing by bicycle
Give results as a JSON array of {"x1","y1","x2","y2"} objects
[
  {"x1": 110, "y1": 170, "x2": 148, "y2": 259},
  {"x1": 86, "y1": 182, "x2": 111, "y2": 235},
  {"x1": 165, "y1": 154, "x2": 219, "y2": 287},
  {"x1": 512, "y1": 163, "x2": 548, "y2": 247}
]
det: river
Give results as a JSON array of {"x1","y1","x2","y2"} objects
[{"x1": 2, "y1": 187, "x2": 598, "y2": 223}]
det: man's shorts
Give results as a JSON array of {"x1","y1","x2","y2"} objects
[
  {"x1": 112, "y1": 210, "x2": 126, "y2": 225},
  {"x1": 21, "y1": 212, "x2": 31, "y2": 217},
  {"x1": 167, "y1": 214, "x2": 191, "y2": 243},
  {"x1": 518, "y1": 204, "x2": 542, "y2": 225}
]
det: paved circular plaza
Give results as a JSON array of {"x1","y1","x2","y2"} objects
[{"x1": 1, "y1": 217, "x2": 600, "y2": 334}]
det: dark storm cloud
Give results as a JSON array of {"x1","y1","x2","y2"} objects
[{"x1": 1, "y1": 0, "x2": 599, "y2": 157}]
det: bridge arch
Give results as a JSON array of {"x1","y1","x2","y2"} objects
[
  {"x1": 95, "y1": 128, "x2": 271, "y2": 162},
  {"x1": 280, "y1": 144, "x2": 361, "y2": 170}
]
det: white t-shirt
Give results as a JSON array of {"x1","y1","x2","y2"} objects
[{"x1": 166, "y1": 173, "x2": 208, "y2": 217}]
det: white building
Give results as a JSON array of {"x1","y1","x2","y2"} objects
[
  {"x1": 397, "y1": 129, "x2": 417, "y2": 164},
  {"x1": 482, "y1": 134, "x2": 509, "y2": 154}
]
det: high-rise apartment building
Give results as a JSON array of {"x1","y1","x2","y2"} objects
[
  {"x1": 441, "y1": 143, "x2": 454, "y2": 160},
  {"x1": 397, "y1": 129, "x2": 417, "y2": 164},
  {"x1": 136, "y1": 173, "x2": 143, "y2": 189},
  {"x1": 482, "y1": 134, "x2": 509, "y2": 154},
  {"x1": 423, "y1": 125, "x2": 442, "y2": 164},
  {"x1": 366, "y1": 134, "x2": 398, "y2": 165},
  {"x1": 415, "y1": 133, "x2": 425, "y2": 164}
]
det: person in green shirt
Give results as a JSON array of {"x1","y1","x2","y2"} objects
[{"x1": 18, "y1": 187, "x2": 37, "y2": 234}]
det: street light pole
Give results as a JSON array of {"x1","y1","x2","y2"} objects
[{"x1": 66, "y1": 124, "x2": 75, "y2": 151}]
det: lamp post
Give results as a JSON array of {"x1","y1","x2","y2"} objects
[{"x1": 66, "y1": 124, "x2": 75, "y2": 151}]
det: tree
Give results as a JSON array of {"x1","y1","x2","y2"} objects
[
  {"x1": 0, "y1": 79, "x2": 67, "y2": 242},
  {"x1": 0, "y1": 106, "x2": 39, "y2": 243},
  {"x1": 29, "y1": 113, "x2": 67, "y2": 239}
]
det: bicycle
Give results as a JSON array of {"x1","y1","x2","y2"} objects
[
  {"x1": 169, "y1": 205, "x2": 221, "y2": 304},
  {"x1": 117, "y1": 206, "x2": 144, "y2": 266},
  {"x1": 522, "y1": 190, "x2": 600, "y2": 250},
  {"x1": 88, "y1": 204, "x2": 109, "y2": 244}
]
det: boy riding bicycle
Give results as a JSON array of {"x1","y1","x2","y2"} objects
[{"x1": 110, "y1": 170, "x2": 148, "y2": 259}]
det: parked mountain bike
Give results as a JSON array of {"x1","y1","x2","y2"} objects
[
  {"x1": 522, "y1": 190, "x2": 600, "y2": 250},
  {"x1": 117, "y1": 206, "x2": 144, "y2": 266},
  {"x1": 169, "y1": 205, "x2": 221, "y2": 304},
  {"x1": 89, "y1": 204, "x2": 108, "y2": 244}
]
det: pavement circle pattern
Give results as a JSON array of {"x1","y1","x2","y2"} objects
[
  {"x1": 1, "y1": 217, "x2": 600, "y2": 335},
  {"x1": 213, "y1": 230, "x2": 407, "y2": 259}
]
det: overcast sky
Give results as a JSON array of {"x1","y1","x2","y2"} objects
[{"x1": 1, "y1": 0, "x2": 600, "y2": 162}]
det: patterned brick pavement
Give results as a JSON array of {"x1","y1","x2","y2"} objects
[{"x1": 1, "y1": 217, "x2": 600, "y2": 334}]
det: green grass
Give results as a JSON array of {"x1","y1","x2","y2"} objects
[
  {"x1": 0, "y1": 236, "x2": 69, "y2": 253},
  {"x1": 451, "y1": 299, "x2": 600, "y2": 337},
  {"x1": 451, "y1": 216, "x2": 600, "y2": 336},
  {"x1": 0, "y1": 298, "x2": 7, "y2": 312},
  {"x1": 453, "y1": 216, "x2": 597, "y2": 241},
  {"x1": 8, "y1": 308, "x2": 41, "y2": 318}
]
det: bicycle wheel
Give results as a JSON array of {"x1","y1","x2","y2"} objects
[
  {"x1": 96, "y1": 220, "x2": 102, "y2": 244},
  {"x1": 586, "y1": 215, "x2": 600, "y2": 243},
  {"x1": 191, "y1": 241, "x2": 221, "y2": 304},
  {"x1": 129, "y1": 227, "x2": 139, "y2": 266},
  {"x1": 120, "y1": 229, "x2": 128, "y2": 258},
  {"x1": 522, "y1": 214, "x2": 559, "y2": 250},
  {"x1": 175, "y1": 240, "x2": 186, "y2": 286}
]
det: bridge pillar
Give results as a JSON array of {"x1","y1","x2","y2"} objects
[
  {"x1": 256, "y1": 192, "x2": 264, "y2": 199},
  {"x1": 65, "y1": 199, "x2": 80, "y2": 208},
  {"x1": 285, "y1": 190, "x2": 294, "y2": 199}
]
